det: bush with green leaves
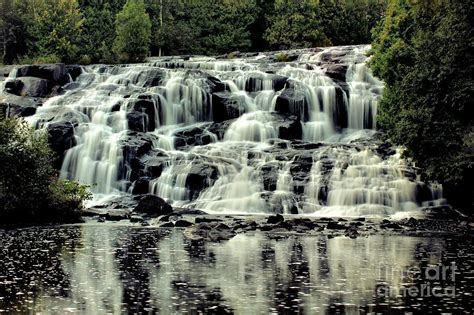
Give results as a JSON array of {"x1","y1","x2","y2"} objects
[
  {"x1": 113, "y1": 0, "x2": 152, "y2": 63},
  {"x1": 370, "y1": 0, "x2": 474, "y2": 213},
  {"x1": 0, "y1": 118, "x2": 91, "y2": 224}
]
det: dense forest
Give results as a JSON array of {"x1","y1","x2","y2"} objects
[
  {"x1": 0, "y1": 0, "x2": 387, "y2": 64},
  {"x1": 370, "y1": 0, "x2": 473, "y2": 213}
]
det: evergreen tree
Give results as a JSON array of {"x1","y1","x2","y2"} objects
[
  {"x1": 28, "y1": 0, "x2": 84, "y2": 63},
  {"x1": 370, "y1": 0, "x2": 474, "y2": 213},
  {"x1": 265, "y1": 0, "x2": 329, "y2": 50},
  {"x1": 113, "y1": 0, "x2": 152, "y2": 62}
]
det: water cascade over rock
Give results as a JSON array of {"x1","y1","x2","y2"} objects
[{"x1": 6, "y1": 45, "x2": 446, "y2": 216}]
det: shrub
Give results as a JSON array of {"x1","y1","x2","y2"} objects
[
  {"x1": 0, "y1": 118, "x2": 90, "y2": 225},
  {"x1": 275, "y1": 52, "x2": 289, "y2": 62}
]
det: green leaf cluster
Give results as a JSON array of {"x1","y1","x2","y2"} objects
[
  {"x1": 370, "y1": 0, "x2": 474, "y2": 213},
  {"x1": 0, "y1": 118, "x2": 91, "y2": 224}
]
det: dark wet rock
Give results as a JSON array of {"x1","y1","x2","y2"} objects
[
  {"x1": 212, "y1": 92, "x2": 244, "y2": 123},
  {"x1": 345, "y1": 226, "x2": 360, "y2": 239},
  {"x1": 173, "y1": 208, "x2": 208, "y2": 216},
  {"x1": 15, "y1": 63, "x2": 68, "y2": 85},
  {"x1": 376, "y1": 142, "x2": 396, "y2": 159},
  {"x1": 333, "y1": 86, "x2": 348, "y2": 129},
  {"x1": 274, "y1": 220, "x2": 293, "y2": 230},
  {"x1": 160, "y1": 222, "x2": 175, "y2": 228},
  {"x1": 380, "y1": 222, "x2": 403, "y2": 230},
  {"x1": 126, "y1": 111, "x2": 151, "y2": 132},
  {"x1": 291, "y1": 218, "x2": 321, "y2": 230},
  {"x1": 131, "y1": 178, "x2": 150, "y2": 195},
  {"x1": 127, "y1": 98, "x2": 160, "y2": 131},
  {"x1": 215, "y1": 223, "x2": 231, "y2": 230},
  {"x1": 175, "y1": 220, "x2": 194, "y2": 227},
  {"x1": 0, "y1": 93, "x2": 42, "y2": 117},
  {"x1": 353, "y1": 217, "x2": 366, "y2": 222},
  {"x1": 120, "y1": 131, "x2": 157, "y2": 158},
  {"x1": 267, "y1": 214, "x2": 284, "y2": 224},
  {"x1": 327, "y1": 222, "x2": 347, "y2": 230},
  {"x1": 208, "y1": 228, "x2": 236, "y2": 242},
  {"x1": 134, "y1": 194, "x2": 172, "y2": 216},
  {"x1": 195, "y1": 217, "x2": 223, "y2": 224},
  {"x1": 133, "y1": 68, "x2": 165, "y2": 87},
  {"x1": 47, "y1": 122, "x2": 76, "y2": 165},
  {"x1": 260, "y1": 164, "x2": 279, "y2": 191},
  {"x1": 173, "y1": 123, "x2": 216, "y2": 150},
  {"x1": 274, "y1": 113, "x2": 302, "y2": 140},
  {"x1": 275, "y1": 88, "x2": 309, "y2": 121},
  {"x1": 422, "y1": 205, "x2": 465, "y2": 219},
  {"x1": 65, "y1": 65, "x2": 82, "y2": 81},
  {"x1": 101, "y1": 210, "x2": 131, "y2": 221},
  {"x1": 185, "y1": 163, "x2": 219, "y2": 200},
  {"x1": 7, "y1": 77, "x2": 49, "y2": 97},
  {"x1": 324, "y1": 64, "x2": 348, "y2": 91}
]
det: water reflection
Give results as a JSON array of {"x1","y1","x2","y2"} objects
[{"x1": 0, "y1": 225, "x2": 471, "y2": 314}]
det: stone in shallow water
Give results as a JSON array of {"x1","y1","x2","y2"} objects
[{"x1": 134, "y1": 194, "x2": 172, "y2": 217}]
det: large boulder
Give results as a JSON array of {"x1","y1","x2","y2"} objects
[
  {"x1": 7, "y1": 77, "x2": 49, "y2": 97},
  {"x1": 47, "y1": 122, "x2": 77, "y2": 168},
  {"x1": 134, "y1": 194, "x2": 172, "y2": 216},
  {"x1": 127, "y1": 99, "x2": 160, "y2": 131},
  {"x1": 274, "y1": 113, "x2": 302, "y2": 140},
  {"x1": 275, "y1": 88, "x2": 309, "y2": 121},
  {"x1": 15, "y1": 64, "x2": 68, "y2": 85},
  {"x1": 65, "y1": 65, "x2": 83, "y2": 82},
  {"x1": 0, "y1": 93, "x2": 42, "y2": 117},
  {"x1": 173, "y1": 123, "x2": 216, "y2": 150},
  {"x1": 212, "y1": 92, "x2": 244, "y2": 123},
  {"x1": 185, "y1": 163, "x2": 219, "y2": 200},
  {"x1": 126, "y1": 111, "x2": 149, "y2": 132}
]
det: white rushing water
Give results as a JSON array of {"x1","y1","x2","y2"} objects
[{"x1": 22, "y1": 45, "x2": 445, "y2": 217}]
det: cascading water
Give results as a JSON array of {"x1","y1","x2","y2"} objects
[{"x1": 24, "y1": 45, "x2": 445, "y2": 217}]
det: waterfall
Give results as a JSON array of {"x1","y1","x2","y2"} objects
[{"x1": 27, "y1": 45, "x2": 445, "y2": 217}]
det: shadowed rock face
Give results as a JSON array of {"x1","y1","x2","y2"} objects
[{"x1": 0, "y1": 45, "x2": 446, "y2": 216}]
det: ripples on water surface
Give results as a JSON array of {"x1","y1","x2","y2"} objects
[{"x1": 0, "y1": 225, "x2": 472, "y2": 314}]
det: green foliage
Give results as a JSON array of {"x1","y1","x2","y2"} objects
[
  {"x1": 19, "y1": 54, "x2": 61, "y2": 65},
  {"x1": 275, "y1": 52, "x2": 289, "y2": 62},
  {"x1": 370, "y1": 0, "x2": 474, "y2": 212},
  {"x1": 0, "y1": 118, "x2": 90, "y2": 224},
  {"x1": 113, "y1": 0, "x2": 152, "y2": 62},
  {"x1": 265, "y1": 0, "x2": 329, "y2": 50},
  {"x1": 27, "y1": 0, "x2": 84, "y2": 63},
  {"x1": 1, "y1": 0, "x2": 387, "y2": 63}
]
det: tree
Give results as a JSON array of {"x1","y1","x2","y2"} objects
[
  {"x1": 265, "y1": 0, "x2": 329, "y2": 50},
  {"x1": 28, "y1": 0, "x2": 84, "y2": 63},
  {"x1": 0, "y1": 0, "x2": 28, "y2": 64},
  {"x1": 0, "y1": 118, "x2": 90, "y2": 224},
  {"x1": 113, "y1": 0, "x2": 152, "y2": 62},
  {"x1": 370, "y1": 0, "x2": 474, "y2": 213}
]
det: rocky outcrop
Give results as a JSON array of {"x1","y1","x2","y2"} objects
[
  {"x1": 6, "y1": 77, "x2": 49, "y2": 97},
  {"x1": 134, "y1": 194, "x2": 172, "y2": 216},
  {"x1": 173, "y1": 123, "x2": 217, "y2": 150},
  {"x1": 0, "y1": 93, "x2": 42, "y2": 117},
  {"x1": 275, "y1": 88, "x2": 309, "y2": 121},
  {"x1": 212, "y1": 92, "x2": 244, "y2": 123},
  {"x1": 47, "y1": 122, "x2": 77, "y2": 167}
]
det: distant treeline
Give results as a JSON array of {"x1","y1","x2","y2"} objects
[{"x1": 0, "y1": 0, "x2": 387, "y2": 64}]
